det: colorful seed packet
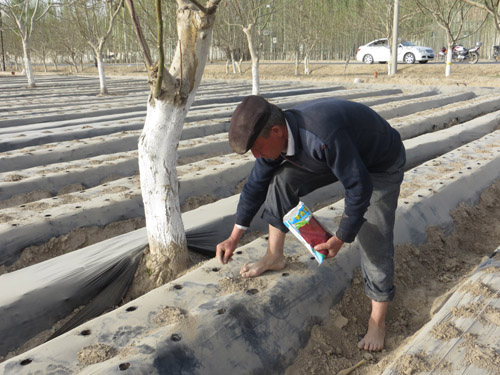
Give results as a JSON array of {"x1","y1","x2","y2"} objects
[{"x1": 283, "y1": 201, "x2": 332, "y2": 264}]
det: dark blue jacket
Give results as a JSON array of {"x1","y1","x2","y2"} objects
[{"x1": 235, "y1": 98, "x2": 403, "y2": 243}]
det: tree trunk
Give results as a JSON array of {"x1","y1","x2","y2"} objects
[
  {"x1": 243, "y1": 25, "x2": 260, "y2": 95},
  {"x1": 41, "y1": 48, "x2": 48, "y2": 72},
  {"x1": 295, "y1": 51, "x2": 299, "y2": 76},
  {"x1": 70, "y1": 54, "x2": 79, "y2": 73},
  {"x1": 230, "y1": 50, "x2": 237, "y2": 74},
  {"x1": 138, "y1": 98, "x2": 191, "y2": 285},
  {"x1": 251, "y1": 59, "x2": 260, "y2": 95},
  {"x1": 135, "y1": 0, "x2": 220, "y2": 285},
  {"x1": 236, "y1": 58, "x2": 242, "y2": 74},
  {"x1": 445, "y1": 42, "x2": 453, "y2": 77},
  {"x1": 21, "y1": 40, "x2": 36, "y2": 88},
  {"x1": 96, "y1": 54, "x2": 108, "y2": 95}
]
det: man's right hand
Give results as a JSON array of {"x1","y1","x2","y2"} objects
[{"x1": 216, "y1": 237, "x2": 238, "y2": 264}]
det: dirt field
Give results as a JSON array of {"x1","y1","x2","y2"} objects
[
  {"x1": 203, "y1": 60, "x2": 500, "y2": 88},
  {"x1": 83, "y1": 59, "x2": 500, "y2": 89},
  {"x1": 2, "y1": 60, "x2": 500, "y2": 373},
  {"x1": 12, "y1": 58, "x2": 500, "y2": 88},
  {"x1": 194, "y1": 60, "x2": 500, "y2": 374},
  {"x1": 285, "y1": 181, "x2": 500, "y2": 375},
  {"x1": 116, "y1": 60, "x2": 500, "y2": 374}
]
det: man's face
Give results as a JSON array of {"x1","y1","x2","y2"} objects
[{"x1": 250, "y1": 125, "x2": 286, "y2": 160}]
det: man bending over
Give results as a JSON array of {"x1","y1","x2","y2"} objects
[{"x1": 216, "y1": 95, "x2": 406, "y2": 351}]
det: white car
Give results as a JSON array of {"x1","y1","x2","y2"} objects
[{"x1": 356, "y1": 38, "x2": 435, "y2": 64}]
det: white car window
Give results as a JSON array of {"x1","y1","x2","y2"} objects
[
  {"x1": 372, "y1": 39, "x2": 388, "y2": 47},
  {"x1": 400, "y1": 40, "x2": 415, "y2": 47}
]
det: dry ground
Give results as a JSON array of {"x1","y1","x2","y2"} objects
[
  {"x1": 99, "y1": 59, "x2": 500, "y2": 88},
  {"x1": 285, "y1": 181, "x2": 500, "y2": 375},
  {"x1": 105, "y1": 60, "x2": 500, "y2": 374},
  {"x1": 202, "y1": 60, "x2": 500, "y2": 89},
  {"x1": 7, "y1": 58, "x2": 500, "y2": 88},
  {"x1": 2, "y1": 60, "x2": 500, "y2": 374}
]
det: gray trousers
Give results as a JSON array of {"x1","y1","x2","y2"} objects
[{"x1": 261, "y1": 147, "x2": 406, "y2": 302}]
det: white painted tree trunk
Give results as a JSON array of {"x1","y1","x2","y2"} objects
[
  {"x1": 251, "y1": 61, "x2": 260, "y2": 95},
  {"x1": 243, "y1": 25, "x2": 260, "y2": 95},
  {"x1": 96, "y1": 55, "x2": 108, "y2": 95},
  {"x1": 295, "y1": 52, "x2": 299, "y2": 76},
  {"x1": 230, "y1": 50, "x2": 237, "y2": 74},
  {"x1": 445, "y1": 42, "x2": 453, "y2": 77},
  {"x1": 136, "y1": 1, "x2": 220, "y2": 285},
  {"x1": 138, "y1": 99, "x2": 190, "y2": 284},
  {"x1": 21, "y1": 39, "x2": 35, "y2": 88}
]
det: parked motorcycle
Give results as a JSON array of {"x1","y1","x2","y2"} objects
[
  {"x1": 438, "y1": 47, "x2": 447, "y2": 61},
  {"x1": 452, "y1": 42, "x2": 482, "y2": 64},
  {"x1": 493, "y1": 45, "x2": 500, "y2": 62}
]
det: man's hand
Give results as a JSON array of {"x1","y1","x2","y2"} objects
[
  {"x1": 314, "y1": 235, "x2": 344, "y2": 259},
  {"x1": 216, "y1": 237, "x2": 238, "y2": 264},
  {"x1": 216, "y1": 225, "x2": 246, "y2": 264}
]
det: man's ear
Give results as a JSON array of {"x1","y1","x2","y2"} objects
[{"x1": 271, "y1": 125, "x2": 283, "y2": 137}]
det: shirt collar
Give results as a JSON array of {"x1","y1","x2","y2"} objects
[{"x1": 285, "y1": 119, "x2": 295, "y2": 156}]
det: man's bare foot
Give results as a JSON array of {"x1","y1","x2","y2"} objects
[
  {"x1": 240, "y1": 251, "x2": 286, "y2": 278},
  {"x1": 357, "y1": 300, "x2": 388, "y2": 351},
  {"x1": 357, "y1": 317, "x2": 386, "y2": 351}
]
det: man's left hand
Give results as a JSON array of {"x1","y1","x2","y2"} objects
[{"x1": 314, "y1": 235, "x2": 344, "y2": 259}]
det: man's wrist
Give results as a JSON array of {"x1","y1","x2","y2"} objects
[
  {"x1": 230, "y1": 225, "x2": 246, "y2": 243},
  {"x1": 335, "y1": 230, "x2": 354, "y2": 243}
]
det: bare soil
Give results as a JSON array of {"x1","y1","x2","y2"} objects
[
  {"x1": 2, "y1": 61, "x2": 500, "y2": 373},
  {"x1": 201, "y1": 60, "x2": 500, "y2": 89},
  {"x1": 9, "y1": 59, "x2": 500, "y2": 88},
  {"x1": 90, "y1": 59, "x2": 500, "y2": 88},
  {"x1": 201, "y1": 61, "x2": 500, "y2": 374},
  {"x1": 285, "y1": 180, "x2": 500, "y2": 375},
  {"x1": 107, "y1": 61, "x2": 500, "y2": 374}
]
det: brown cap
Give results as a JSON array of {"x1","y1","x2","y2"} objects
[{"x1": 229, "y1": 95, "x2": 273, "y2": 154}]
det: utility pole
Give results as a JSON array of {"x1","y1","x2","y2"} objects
[
  {"x1": 390, "y1": 0, "x2": 399, "y2": 75},
  {"x1": 0, "y1": 11, "x2": 6, "y2": 72}
]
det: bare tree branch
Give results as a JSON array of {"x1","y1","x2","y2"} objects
[
  {"x1": 124, "y1": 0, "x2": 153, "y2": 69},
  {"x1": 154, "y1": 0, "x2": 164, "y2": 98},
  {"x1": 189, "y1": 0, "x2": 208, "y2": 14},
  {"x1": 460, "y1": 0, "x2": 500, "y2": 32},
  {"x1": 461, "y1": 0, "x2": 490, "y2": 11},
  {"x1": 101, "y1": 0, "x2": 125, "y2": 48}
]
